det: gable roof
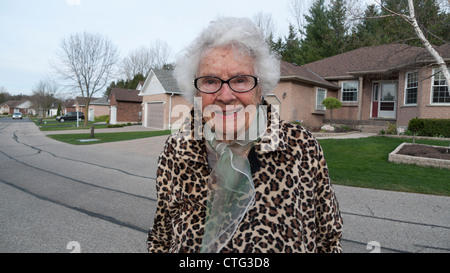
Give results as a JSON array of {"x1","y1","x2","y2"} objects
[
  {"x1": 153, "y1": 69, "x2": 179, "y2": 93},
  {"x1": 139, "y1": 69, "x2": 180, "y2": 96},
  {"x1": 110, "y1": 88, "x2": 142, "y2": 102},
  {"x1": 280, "y1": 61, "x2": 339, "y2": 89},
  {"x1": 0, "y1": 100, "x2": 19, "y2": 108},
  {"x1": 301, "y1": 44, "x2": 430, "y2": 79},
  {"x1": 90, "y1": 97, "x2": 109, "y2": 105},
  {"x1": 1, "y1": 99, "x2": 32, "y2": 109}
]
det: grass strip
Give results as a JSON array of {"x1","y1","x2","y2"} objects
[
  {"x1": 318, "y1": 136, "x2": 450, "y2": 196},
  {"x1": 47, "y1": 130, "x2": 171, "y2": 145}
]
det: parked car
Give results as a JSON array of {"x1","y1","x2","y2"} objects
[
  {"x1": 56, "y1": 112, "x2": 85, "y2": 122},
  {"x1": 12, "y1": 112, "x2": 23, "y2": 119}
]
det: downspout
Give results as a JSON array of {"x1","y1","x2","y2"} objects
[
  {"x1": 357, "y1": 76, "x2": 363, "y2": 121},
  {"x1": 168, "y1": 93, "x2": 174, "y2": 130}
]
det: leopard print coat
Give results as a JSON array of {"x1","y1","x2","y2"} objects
[{"x1": 147, "y1": 103, "x2": 343, "y2": 253}]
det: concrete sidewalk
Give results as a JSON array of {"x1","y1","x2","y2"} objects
[
  {"x1": 315, "y1": 132, "x2": 377, "y2": 139},
  {"x1": 42, "y1": 125, "x2": 161, "y2": 135},
  {"x1": 43, "y1": 125, "x2": 375, "y2": 139}
]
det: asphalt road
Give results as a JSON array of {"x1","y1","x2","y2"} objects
[
  {"x1": 1, "y1": 117, "x2": 449, "y2": 253},
  {"x1": 0, "y1": 117, "x2": 160, "y2": 253}
]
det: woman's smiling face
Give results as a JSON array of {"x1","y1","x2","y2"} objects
[{"x1": 197, "y1": 47, "x2": 261, "y2": 141}]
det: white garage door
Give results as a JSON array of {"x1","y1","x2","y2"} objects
[
  {"x1": 110, "y1": 106, "x2": 117, "y2": 125},
  {"x1": 146, "y1": 102, "x2": 165, "y2": 129}
]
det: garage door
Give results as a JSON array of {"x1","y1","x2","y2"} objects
[
  {"x1": 110, "y1": 106, "x2": 117, "y2": 125},
  {"x1": 146, "y1": 102, "x2": 165, "y2": 129}
]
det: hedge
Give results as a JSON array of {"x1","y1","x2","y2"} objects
[{"x1": 408, "y1": 118, "x2": 450, "y2": 138}]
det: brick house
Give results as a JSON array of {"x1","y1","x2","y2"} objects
[
  {"x1": 109, "y1": 88, "x2": 142, "y2": 124},
  {"x1": 136, "y1": 44, "x2": 449, "y2": 132},
  {"x1": 0, "y1": 100, "x2": 34, "y2": 115},
  {"x1": 272, "y1": 43, "x2": 449, "y2": 131},
  {"x1": 88, "y1": 97, "x2": 110, "y2": 121},
  {"x1": 139, "y1": 69, "x2": 191, "y2": 129}
]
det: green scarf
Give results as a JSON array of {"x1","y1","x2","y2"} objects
[{"x1": 201, "y1": 104, "x2": 266, "y2": 253}]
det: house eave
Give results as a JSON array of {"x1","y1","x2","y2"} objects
[
  {"x1": 346, "y1": 70, "x2": 390, "y2": 76},
  {"x1": 280, "y1": 75, "x2": 339, "y2": 89}
]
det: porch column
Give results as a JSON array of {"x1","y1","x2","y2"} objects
[{"x1": 357, "y1": 76, "x2": 363, "y2": 120}]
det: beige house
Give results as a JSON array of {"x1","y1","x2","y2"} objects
[
  {"x1": 140, "y1": 44, "x2": 449, "y2": 132},
  {"x1": 88, "y1": 97, "x2": 109, "y2": 121},
  {"x1": 139, "y1": 69, "x2": 191, "y2": 129},
  {"x1": 274, "y1": 43, "x2": 449, "y2": 131}
]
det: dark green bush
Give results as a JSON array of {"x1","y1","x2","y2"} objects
[
  {"x1": 408, "y1": 118, "x2": 424, "y2": 134},
  {"x1": 408, "y1": 118, "x2": 450, "y2": 138},
  {"x1": 94, "y1": 115, "x2": 109, "y2": 122}
]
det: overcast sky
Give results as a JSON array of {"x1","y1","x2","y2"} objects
[{"x1": 0, "y1": 0, "x2": 372, "y2": 97}]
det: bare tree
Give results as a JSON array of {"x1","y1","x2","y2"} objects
[
  {"x1": 122, "y1": 47, "x2": 154, "y2": 80},
  {"x1": 121, "y1": 40, "x2": 172, "y2": 80},
  {"x1": 31, "y1": 79, "x2": 59, "y2": 118},
  {"x1": 150, "y1": 39, "x2": 172, "y2": 70},
  {"x1": 52, "y1": 31, "x2": 119, "y2": 125},
  {"x1": 253, "y1": 12, "x2": 276, "y2": 43},
  {"x1": 374, "y1": 0, "x2": 450, "y2": 88}
]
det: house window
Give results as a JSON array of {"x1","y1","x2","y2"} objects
[
  {"x1": 316, "y1": 88, "x2": 327, "y2": 110},
  {"x1": 342, "y1": 81, "x2": 358, "y2": 102},
  {"x1": 405, "y1": 71, "x2": 418, "y2": 105},
  {"x1": 432, "y1": 68, "x2": 449, "y2": 104}
]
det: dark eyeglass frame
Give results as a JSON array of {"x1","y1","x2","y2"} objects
[{"x1": 193, "y1": 75, "x2": 259, "y2": 94}]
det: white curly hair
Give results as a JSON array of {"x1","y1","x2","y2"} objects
[{"x1": 174, "y1": 17, "x2": 280, "y2": 102}]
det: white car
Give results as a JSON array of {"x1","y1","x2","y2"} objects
[{"x1": 12, "y1": 112, "x2": 23, "y2": 119}]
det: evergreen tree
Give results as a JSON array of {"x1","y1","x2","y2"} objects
[
  {"x1": 348, "y1": 4, "x2": 386, "y2": 49},
  {"x1": 299, "y1": 0, "x2": 332, "y2": 64},
  {"x1": 376, "y1": 0, "x2": 447, "y2": 46},
  {"x1": 327, "y1": 0, "x2": 349, "y2": 55},
  {"x1": 280, "y1": 24, "x2": 303, "y2": 65}
]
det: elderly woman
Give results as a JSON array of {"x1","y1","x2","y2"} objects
[{"x1": 147, "y1": 17, "x2": 342, "y2": 253}]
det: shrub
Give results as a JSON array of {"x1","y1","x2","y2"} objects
[
  {"x1": 107, "y1": 124, "x2": 125, "y2": 128},
  {"x1": 408, "y1": 118, "x2": 450, "y2": 138},
  {"x1": 408, "y1": 118, "x2": 425, "y2": 143},
  {"x1": 322, "y1": 97, "x2": 342, "y2": 126},
  {"x1": 291, "y1": 120, "x2": 302, "y2": 126},
  {"x1": 386, "y1": 122, "x2": 397, "y2": 135},
  {"x1": 94, "y1": 115, "x2": 109, "y2": 122}
]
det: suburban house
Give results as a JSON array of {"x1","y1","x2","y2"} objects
[
  {"x1": 139, "y1": 69, "x2": 191, "y2": 129},
  {"x1": 0, "y1": 100, "x2": 34, "y2": 115},
  {"x1": 88, "y1": 97, "x2": 109, "y2": 121},
  {"x1": 274, "y1": 43, "x2": 449, "y2": 131},
  {"x1": 60, "y1": 99, "x2": 76, "y2": 114},
  {"x1": 137, "y1": 43, "x2": 448, "y2": 132},
  {"x1": 0, "y1": 101, "x2": 16, "y2": 114},
  {"x1": 109, "y1": 88, "x2": 142, "y2": 124}
]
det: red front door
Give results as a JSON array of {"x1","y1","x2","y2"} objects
[{"x1": 372, "y1": 83, "x2": 379, "y2": 118}]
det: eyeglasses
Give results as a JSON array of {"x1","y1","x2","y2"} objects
[{"x1": 193, "y1": 75, "x2": 259, "y2": 94}]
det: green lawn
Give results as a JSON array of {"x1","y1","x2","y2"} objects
[
  {"x1": 318, "y1": 136, "x2": 450, "y2": 196},
  {"x1": 45, "y1": 119, "x2": 449, "y2": 196},
  {"x1": 47, "y1": 130, "x2": 171, "y2": 145},
  {"x1": 32, "y1": 118, "x2": 110, "y2": 131}
]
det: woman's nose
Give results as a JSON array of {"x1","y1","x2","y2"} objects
[{"x1": 216, "y1": 83, "x2": 236, "y2": 103}]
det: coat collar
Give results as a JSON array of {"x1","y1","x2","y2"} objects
[{"x1": 172, "y1": 100, "x2": 287, "y2": 164}]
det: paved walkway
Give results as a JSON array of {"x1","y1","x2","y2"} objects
[{"x1": 42, "y1": 125, "x2": 159, "y2": 135}]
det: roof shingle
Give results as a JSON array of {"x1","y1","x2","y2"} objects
[{"x1": 110, "y1": 88, "x2": 142, "y2": 102}]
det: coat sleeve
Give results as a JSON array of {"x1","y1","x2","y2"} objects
[
  {"x1": 313, "y1": 139, "x2": 343, "y2": 253},
  {"x1": 147, "y1": 139, "x2": 175, "y2": 253}
]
